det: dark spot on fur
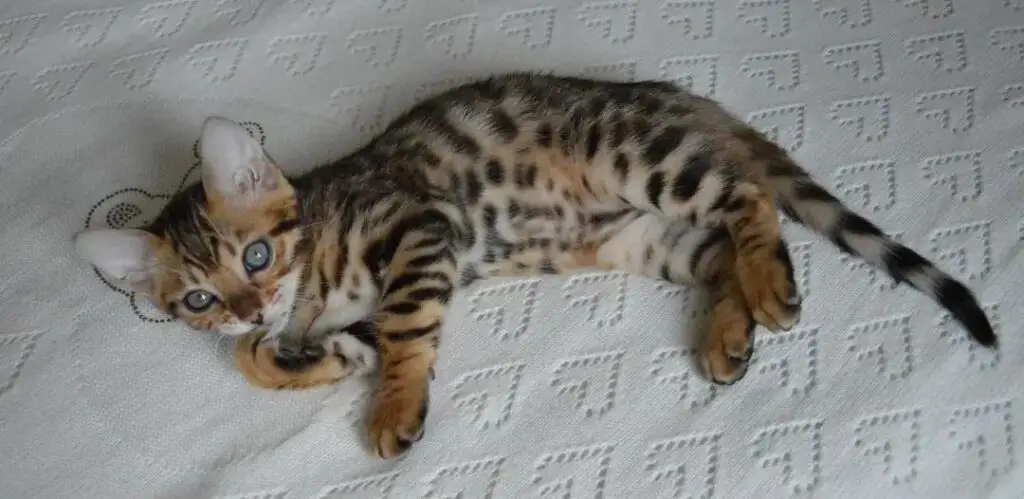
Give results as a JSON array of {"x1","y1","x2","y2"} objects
[
  {"x1": 631, "y1": 118, "x2": 652, "y2": 142},
  {"x1": 407, "y1": 252, "x2": 446, "y2": 268},
  {"x1": 449, "y1": 173, "x2": 463, "y2": 198},
  {"x1": 767, "y1": 159, "x2": 798, "y2": 178},
  {"x1": 482, "y1": 248, "x2": 496, "y2": 263},
  {"x1": 646, "y1": 172, "x2": 666, "y2": 208},
  {"x1": 613, "y1": 153, "x2": 630, "y2": 181},
  {"x1": 644, "y1": 125, "x2": 685, "y2": 166},
  {"x1": 775, "y1": 241, "x2": 796, "y2": 287},
  {"x1": 407, "y1": 286, "x2": 451, "y2": 304},
  {"x1": 659, "y1": 264, "x2": 672, "y2": 282},
  {"x1": 587, "y1": 95, "x2": 609, "y2": 119},
  {"x1": 723, "y1": 197, "x2": 745, "y2": 213},
  {"x1": 382, "y1": 301, "x2": 420, "y2": 315},
  {"x1": 315, "y1": 267, "x2": 329, "y2": 300},
  {"x1": 270, "y1": 218, "x2": 301, "y2": 236},
  {"x1": 385, "y1": 322, "x2": 439, "y2": 342},
  {"x1": 489, "y1": 108, "x2": 518, "y2": 142},
  {"x1": 609, "y1": 114, "x2": 627, "y2": 148},
  {"x1": 689, "y1": 228, "x2": 728, "y2": 282},
  {"x1": 508, "y1": 199, "x2": 522, "y2": 219},
  {"x1": 536, "y1": 122, "x2": 553, "y2": 148},
  {"x1": 557, "y1": 123, "x2": 573, "y2": 155},
  {"x1": 585, "y1": 124, "x2": 601, "y2": 161},
  {"x1": 465, "y1": 170, "x2": 483, "y2": 204},
  {"x1": 710, "y1": 190, "x2": 731, "y2": 213},
  {"x1": 589, "y1": 209, "x2": 632, "y2": 226},
  {"x1": 423, "y1": 106, "x2": 480, "y2": 158},
  {"x1": 385, "y1": 271, "x2": 452, "y2": 296},
  {"x1": 883, "y1": 245, "x2": 930, "y2": 285},
  {"x1": 671, "y1": 151, "x2": 713, "y2": 201},
  {"x1": 833, "y1": 212, "x2": 885, "y2": 253},
  {"x1": 486, "y1": 159, "x2": 505, "y2": 184},
  {"x1": 638, "y1": 95, "x2": 665, "y2": 115},
  {"x1": 482, "y1": 204, "x2": 498, "y2": 229},
  {"x1": 524, "y1": 163, "x2": 538, "y2": 186},
  {"x1": 666, "y1": 103, "x2": 692, "y2": 116},
  {"x1": 421, "y1": 149, "x2": 442, "y2": 167},
  {"x1": 794, "y1": 181, "x2": 839, "y2": 204}
]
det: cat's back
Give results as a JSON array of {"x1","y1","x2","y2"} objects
[
  {"x1": 381, "y1": 72, "x2": 720, "y2": 139},
  {"x1": 359, "y1": 72, "x2": 736, "y2": 200}
]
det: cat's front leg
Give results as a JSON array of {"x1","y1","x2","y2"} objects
[
  {"x1": 366, "y1": 214, "x2": 457, "y2": 459},
  {"x1": 270, "y1": 280, "x2": 328, "y2": 372}
]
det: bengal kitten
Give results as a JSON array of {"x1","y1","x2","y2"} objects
[{"x1": 74, "y1": 73, "x2": 995, "y2": 459}]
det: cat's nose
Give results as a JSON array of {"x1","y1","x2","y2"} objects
[{"x1": 227, "y1": 292, "x2": 263, "y2": 325}]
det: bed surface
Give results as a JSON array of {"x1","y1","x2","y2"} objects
[{"x1": 0, "y1": 0, "x2": 1022, "y2": 497}]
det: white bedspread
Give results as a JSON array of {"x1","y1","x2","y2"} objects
[{"x1": 0, "y1": 0, "x2": 1022, "y2": 497}]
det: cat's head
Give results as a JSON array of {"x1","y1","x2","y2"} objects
[{"x1": 74, "y1": 117, "x2": 305, "y2": 336}]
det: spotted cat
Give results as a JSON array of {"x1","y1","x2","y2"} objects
[{"x1": 73, "y1": 73, "x2": 995, "y2": 459}]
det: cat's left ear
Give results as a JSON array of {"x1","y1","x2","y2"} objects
[
  {"x1": 198, "y1": 116, "x2": 290, "y2": 207},
  {"x1": 73, "y1": 228, "x2": 163, "y2": 295}
]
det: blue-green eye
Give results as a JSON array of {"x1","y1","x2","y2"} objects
[
  {"x1": 183, "y1": 289, "x2": 215, "y2": 312},
  {"x1": 243, "y1": 239, "x2": 272, "y2": 273}
]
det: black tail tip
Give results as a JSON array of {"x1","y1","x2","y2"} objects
[
  {"x1": 936, "y1": 279, "x2": 997, "y2": 348},
  {"x1": 971, "y1": 321, "x2": 998, "y2": 349}
]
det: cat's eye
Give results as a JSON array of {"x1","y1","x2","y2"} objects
[
  {"x1": 243, "y1": 239, "x2": 272, "y2": 273},
  {"x1": 183, "y1": 289, "x2": 215, "y2": 313}
]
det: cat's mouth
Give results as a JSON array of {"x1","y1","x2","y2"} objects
[{"x1": 218, "y1": 320, "x2": 263, "y2": 337}]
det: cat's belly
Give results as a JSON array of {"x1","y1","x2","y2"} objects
[{"x1": 461, "y1": 191, "x2": 643, "y2": 278}]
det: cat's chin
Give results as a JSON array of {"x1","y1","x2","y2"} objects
[{"x1": 217, "y1": 322, "x2": 261, "y2": 337}]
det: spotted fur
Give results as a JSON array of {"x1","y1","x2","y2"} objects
[{"x1": 74, "y1": 73, "x2": 995, "y2": 459}]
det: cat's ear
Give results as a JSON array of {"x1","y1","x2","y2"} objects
[
  {"x1": 198, "y1": 116, "x2": 289, "y2": 207},
  {"x1": 73, "y1": 228, "x2": 162, "y2": 293}
]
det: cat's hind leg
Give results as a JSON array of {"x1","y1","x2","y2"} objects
[
  {"x1": 582, "y1": 129, "x2": 802, "y2": 333},
  {"x1": 594, "y1": 214, "x2": 768, "y2": 384}
]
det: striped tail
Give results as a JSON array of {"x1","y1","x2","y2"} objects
[{"x1": 764, "y1": 157, "x2": 997, "y2": 347}]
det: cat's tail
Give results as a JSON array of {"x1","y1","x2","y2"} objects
[{"x1": 763, "y1": 153, "x2": 996, "y2": 348}]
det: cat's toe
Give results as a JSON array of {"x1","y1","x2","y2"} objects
[
  {"x1": 703, "y1": 284, "x2": 756, "y2": 385},
  {"x1": 327, "y1": 330, "x2": 379, "y2": 376},
  {"x1": 368, "y1": 390, "x2": 428, "y2": 459}
]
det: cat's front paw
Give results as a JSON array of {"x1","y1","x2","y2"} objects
[
  {"x1": 272, "y1": 337, "x2": 326, "y2": 372},
  {"x1": 368, "y1": 386, "x2": 428, "y2": 459},
  {"x1": 326, "y1": 331, "x2": 378, "y2": 377}
]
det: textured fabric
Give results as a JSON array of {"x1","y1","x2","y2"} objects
[{"x1": 0, "y1": 0, "x2": 1022, "y2": 497}]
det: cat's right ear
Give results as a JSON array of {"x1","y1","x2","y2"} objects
[
  {"x1": 73, "y1": 228, "x2": 161, "y2": 294},
  {"x1": 198, "y1": 116, "x2": 291, "y2": 208}
]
